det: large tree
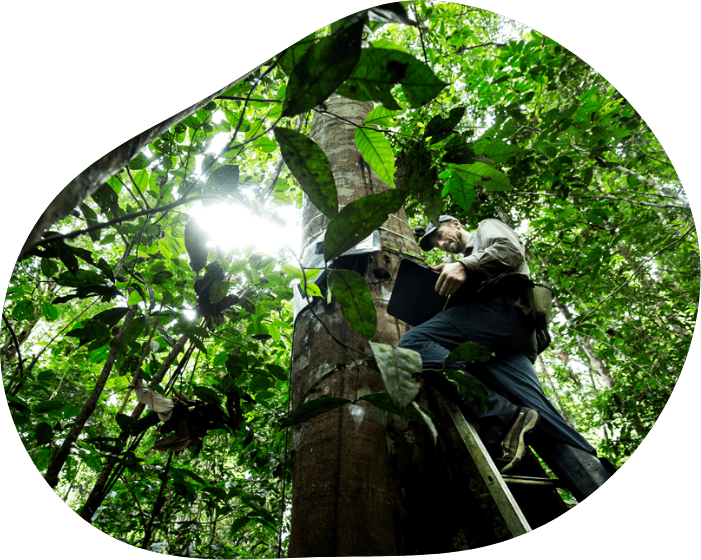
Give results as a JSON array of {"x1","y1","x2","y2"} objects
[{"x1": 2, "y1": 1, "x2": 698, "y2": 558}]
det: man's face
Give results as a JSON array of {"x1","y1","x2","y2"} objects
[{"x1": 429, "y1": 220, "x2": 466, "y2": 254}]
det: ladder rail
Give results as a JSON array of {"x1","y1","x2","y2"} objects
[{"x1": 441, "y1": 398, "x2": 532, "y2": 537}]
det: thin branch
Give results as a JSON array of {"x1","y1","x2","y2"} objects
[
  {"x1": 575, "y1": 225, "x2": 696, "y2": 327},
  {"x1": 217, "y1": 96, "x2": 282, "y2": 103},
  {"x1": 455, "y1": 41, "x2": 507, "y2": 54},
  {"x1": 2, "y1": 313, "x2": 24, "y2": 375},
  {"x1": 413, "y1": 5, "x2": 429, "y2": 65},
  {"x1": 31, "y1": 195, "x2": 212, "y2": 248},
  {"x1": 563, "y1": 325, "x2": 673, "y2": 395},
  {"x1": 120, "y1": 474, "x2": 148, "y2": 529},
  {"x1": 511, "y1": 190, "x2": 690, "y2": 210},
  {"x1": 125, "y1": 166, "x2": 152, "y2": 209}
]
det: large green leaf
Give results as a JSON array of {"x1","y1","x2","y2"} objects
[
  {"x1": 444, "y1": 341, "x2": 493, "y2": 365},
  {"x1": 323, "y1": 190, "x2": 407, "y2": 262},
  {"x1": 453, "y1": 162, "x2": 513, "y2": 191},
  {"x1": 358, "y1": 393, "x2": 423, "y2": 422},
  {"x1": 328, "y1": 270, "x2": 377, "y2": 340},
  {"x1": 337, "y1": 48, "x2": 448, "y2": 109},
  {"x1": 277, "y1": 32, "x2": 317, "y2": 76},
  {"x1": 206, "y1": 165, "x2": 240, "y2": 194},
  {"x1": 273, "y1": 127, "x2": 338, "y2": 218},
  {"x1": 184, "y1": 218, "x2": 209, "y2": 273},
  {"x1": 281, "y1": 16, "x2": 365, "y2": 117},
  {"x1": 368, "y1": 3, "x2": 415, "y2": 26},
  {"x1": 424, "y1": 107, "x2": 465, "y2": 145},
  {"x1": 12, "y1": 300, "x2": 34, "y2": 321},
  {"x1": 279, "y1": 397, "x2": 351, "y2": 427},
  {"x1": 355, "y1": 127, "x2": 396, "y2": 187},
  {"x1": 364, "y1": 105, "x2": 404, "y2": 127},
  {"x1": 443, "y1": 369, "x2": 489, "y2": 413},
  {"x1": 369, "y1": 342, "x2": 422, "y2": 408},
  {"x1": 445, "y1": 170, "x2": 475, "y2": 213}
]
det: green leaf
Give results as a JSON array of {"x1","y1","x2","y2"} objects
[
  {"x1": 127, "y1": 291, "x2": 143, "y2": 306},
  {"x1": 279, "y1": 397, "x2": 351, "y2": 427},
  {"x1": 184, "y1": 218, "x2": 209, "y2": 273},
  {"x1": 40, "y1": 258, "x2": 58, "y2": 278},
  {"x1": 302, "y1": 282, "x2": 322, "y2": 298},
  {"x1": 365, "y1": 105, "x2": 404, "y2": 127},
  {"x1": 411, "y1": 401, "x2": 438, "y2": 444},
  {"x1": 89, "y1": 345, "x2": 110, "y2": 363},
  {"x1": 193, "y1": 386, "x2": 221, "y2": 404},
  {"x1": 424, "y1": 107, "x2": 465, "y2": 144},
  {"x1": 209, "y1": 280, "x2": 231, "y2": 304},
  {"x1": 79, "y1": 202, "x2": 101, "y2": 242},
  {"x1": 277, "y1": 33, "x2": 317, "y2": 76},
  {"x1": 358, "y1": 393, "x2": 422, "y2": 422},
  {"x1": 281, "y1": 264, "x2": 320, "y2": 283},
  {"x1": 12, "y1": 300, "x2": 35, "y2": 320},
  {"x1": 443, "y1": 369, "x2": 489, "y2": 412},
  {"x1": 328, "y1": 270, "x2": 377, "y2": 340},
  {"x1": 355, "y1": 127, "x2": 396, "y2": 187},
  {"x1": 229, "y1": 516, "x2": 252, "y2": 537},
  {"x1": 66, "y1": 322, "x2": 111, "y2": 345},
  {"x1": 35, "y1": 422, "x2": 54, "y2": 445},
  {"x1": 267, "y1": 364, "x2": 288, "y2": 381},
  {"x1": 206, "y1": 165, "x2": 240, "y2": 194},
  {"x1": 445, "y1": 170, "x2": 475, "y2": 213},
  {"x1": 337, "y1": 48, "x2": 448, "y2": 109},
  {"x1": 368, "y1": 3, "x2": 415, "y2": 26},
  {"x1": 324, "y1": 190, "x2": 407, "y2": 261},
  {"x1": 282, "y1": 16, "x2": 365, "y2": 117},
  {"x1": 41, "y1": 301, "x2": 58, "y2": 322},
  {"x1": 128, "y1": 153, "x2": 150, "y2": 170},
  {"x1": 444, "y1": 341, "x2": 493, "y2": 365},
  {"x1": 55, "y1": 269, "x2": 107, "y2": 288},
  {"x1": 273, "y1": 127, "x2": 338, "y2": 218},
  {"x1": 368, "y1": 342, "x2": 422, "y2": 408},
  {"x1": 453, "y1": 162, "x2": 512, "y2": 191},
  {"x1": 32, "y1": 399, "x2": 65, "y2": 414},
  {"x1": 115, "y1": 413, "x2": 136, "y2": 434},
  {"x1": 122, "y1": 319, "x2": 144, "y2": 346},
  {"x1": 92, "y1": 307, "x2": 129, "y2": 327}
]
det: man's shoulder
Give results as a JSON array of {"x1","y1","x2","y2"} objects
[{"x1": 477, "y1": 218, "x2": 512, "y2": 232}]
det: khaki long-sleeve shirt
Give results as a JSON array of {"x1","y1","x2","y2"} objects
[{"x1": 457, "y1": 219, "x2": 530, "y2": 281}]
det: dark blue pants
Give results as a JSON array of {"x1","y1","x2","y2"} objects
[{"x1": 398, "y1": 293, "x2": 612, "y2": 500}]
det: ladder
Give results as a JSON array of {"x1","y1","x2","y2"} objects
[{"x1": 439, "y1": 398, "x2": 566, "y2": 537}]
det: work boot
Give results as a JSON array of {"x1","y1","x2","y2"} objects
[{"x1": 498, "y1": 408, "x2": 539, "y2": 473}]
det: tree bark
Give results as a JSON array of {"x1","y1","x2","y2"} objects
[
  {"x1": 287, "y1": 95, "x2": 428, "y2": 556},
  {"x1": 45, "y1": 308, "x2": 137, "y2": 488}
]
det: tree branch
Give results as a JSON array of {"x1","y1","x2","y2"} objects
[{"x1": 575, "y1": 225, "x2": 696, "y2": 328}]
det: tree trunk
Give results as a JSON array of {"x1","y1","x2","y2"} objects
[{"x1": 287, "y1": 95, "x2": 427, "y2": 556}]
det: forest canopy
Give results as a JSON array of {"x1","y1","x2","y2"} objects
[{"x1": 2, "y1": 1, "x2": 699, "y2": 558}]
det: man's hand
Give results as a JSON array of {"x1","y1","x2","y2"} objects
[{"x1": 430, "y1": 262, "x2": 468, "y2": 296}]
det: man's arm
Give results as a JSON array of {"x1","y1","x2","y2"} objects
[
  {"x1": 432, "y1": 220, "x2": 527, "y2": 296},
  {"x1": 457, "y1": 220, "x2": 527, "y2": 280}
]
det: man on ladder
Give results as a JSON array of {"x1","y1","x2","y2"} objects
[{"x1": 398, "y1": 215, "x2": 615, "y2": 503}]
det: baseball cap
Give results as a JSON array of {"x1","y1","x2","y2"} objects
[{"x1": 419, "y1": 215, "x2": 457, "y2": 251}]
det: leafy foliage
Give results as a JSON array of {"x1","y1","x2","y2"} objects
[{"x1": 1, "y1": 2, "x2": 696, "y2": 557}]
